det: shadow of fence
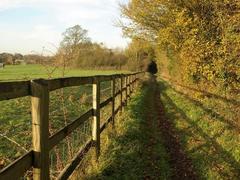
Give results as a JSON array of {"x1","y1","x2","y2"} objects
[{"x1": 158, "y1": 81, "x2": 240, "y2": 178}]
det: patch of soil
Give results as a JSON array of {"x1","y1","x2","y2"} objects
[
  {"x1": 143, "y1": 87, "x2": 161, "y2": 179},
  {"x1": 153, "y1": 82, "x2": 198, "y2": 180}
]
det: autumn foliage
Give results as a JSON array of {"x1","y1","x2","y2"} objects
[{"x1": 121, "y1": 0, "x2": 240, "y2": 94}]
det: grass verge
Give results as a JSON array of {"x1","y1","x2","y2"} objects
[
  {"x1": 76, "y1": 85, "x2": 171, "y2": 179},
  {"x1": 159, "y1": 80, "x2": 240, "y2": 179}
]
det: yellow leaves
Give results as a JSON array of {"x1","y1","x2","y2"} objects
[
  {"x1": 123, "y1": 0, "x2": 240, "y2": 92},
  {"x1": 0, "y1": 159, "x2": 6, "y2": 168}
]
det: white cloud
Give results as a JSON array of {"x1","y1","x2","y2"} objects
[
  {"x1": 0, "y1": 24, "x2": 61, "y2": 54},
  {"x1": 25, "y1": 24, "x2": 61, "y2": 42},
  {"x1": 0, "y1": 0, "x2": 36, "y2": 11},
  {"x1": 0, "y1": 0, "x2": 129, "y2": 53},
  {"x1": 0, "y1": 0, "x2": 117, "y2": 11}
]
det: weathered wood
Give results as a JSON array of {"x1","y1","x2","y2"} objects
[
  {"x1": 122, "y1": 87, "x2": 127, "y2": 91},
  {"x1": 112, "y1": 74, "x2": 122, "y2": 79},
  {"x1": 0, "y1": 72, "x2": 143, "y2": 180},
  {"x1": 129, "y1": 75, "x2": 131, "y2": 94},
  {"x1": 100, "y1": 116, "x2": 112, "y2": 133},
  {"x1": 0, "y1": 81, "x2": 30, "y2": 101},
  {"x1": 131, "y1": 75, "x2": 134, "y2": 91},
  {"x1": 49, "y1": 109, "x2": 93, "y2": 149},
  {"x1": 128, "y1": 75, "x2": 130, "y2": 96},
  {"x1": 132, "y1": 75, "x2": 135, "y2": 91},
  {"x1": 133, "y1": 75, "x2": 136, "y2": 91},
  {"x1": 100, "y1": 97, "x2": 112, "y2": 109},
  {"x1": 57, "y1": 139, "x2": 92, "y2": 180},
  {"x1": 47, "y1": 74, "x2": 129, "y2": 92},
  {"x1": 0, "y1": 73, "x2": 141, "y2": 101},
  {"x1": 92, "y1": 78, "x2": 101, "y2": 159},
  {"x1": 0, "y1": 151, "x2": 33, "y2": 179},
  {"x1": 125, "y1": 76, "x2": 128, "y2": 105},
  {"x1": 111, "y1": 77, "x2": 115, "y2": 126},
  {"x1": 115, "y1": 105, "x2": 121, "y2": 117},
  {"x1": 48, "y1": 77, "x2": 93, "y2": 91},
  {"x1": 31, "y1": 79, "x2": 50, "y2": 180},
  {"x1": 130, "y1": 75, "x2": 133, "y2": 94},
  {"x1": 120, "y1": 75, "x2": 123, "y2": 111},
  {"x1": 98, "y1": 75, "x2": 112, "y2": 82},
  {"x1": 115, "y1": 90, "x2": 121, "y2": 97}
]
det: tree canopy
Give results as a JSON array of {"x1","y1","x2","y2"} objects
[{"x1": 121, "y1": 0, "x2": 240, "y2": 92}]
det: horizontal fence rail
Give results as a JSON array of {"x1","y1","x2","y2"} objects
[{"x1": 0, "y1": 72, "x2": 144, "y2": 180}]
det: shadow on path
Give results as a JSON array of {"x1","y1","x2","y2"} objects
[
  {"x1": 158, "y1": 81, "x2": 240, "y2": 179},
  {"x1": 85, "y1": 78, "x2": 200, "y2": 179},
  {"x1": 153, "y1": 82, "x2": 198, "y2": 179}
]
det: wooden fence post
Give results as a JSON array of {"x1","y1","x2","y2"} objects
[
  {"x1": 133, "y1": 74, "x2": 136, "y2": 91},
  {"x1": 134, "y1": 74, "x2": 137, "y2": 90},
  {"x1": 125, "y1": 75, "x2": 128, "y2": 105},
  {"x1": 92, "y1": 77, "x2": 101, "y2": 160},
  {"x1": 129, "y1": 75, "x2": 131, "y2": 95},
  {"x1": 120, "y1": 75, "x2": 123, "y2": 112},
  {"x1": 31, "y1": 79, "x2": 50, "y2": 180},
  {"x1": 130, "y1": 75, "x2": 133, "y2": 94},
  {"x1": 111, "y1": 76, "x2": 115, "y2": 126},
  {"x1": 129, "y1": 75, "x2": 131, "y2": 94},
  {"x1": 135, "y1": 74, "x2": 139, "y2": 88}
]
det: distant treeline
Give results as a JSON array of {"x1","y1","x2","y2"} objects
[
  {"x1": 0, "y1": 53, "x2": 52, "y2": 65},
  {"x1": 0, "y1": 25, "x2": 138, "y2": 70},
  {"x1": 53, "y1": 25, "x2": 135, "y2": 70},
  {"x1": 0, "y1": 48, "x2": 128, "y2": 70}
]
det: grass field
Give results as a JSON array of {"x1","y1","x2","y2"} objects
[
  {"x1": 0, "y1": 64, "x2": 128, "y2": 81},
  {"x1": 0, "y1": 64, "x2": 124, "y2": 177},
  {"x1": 1, "y1": 65, "x2": 239, "y2": 179}
]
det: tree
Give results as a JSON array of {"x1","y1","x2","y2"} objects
[
  {"x1": 125, "y1": 38, "x2": 156, "y2": 71},
  {"x1": 14, "y1": 53, "x2": 23, "y2": 60},
  {"x1": 57, "y1": 25, "x2": 130, "y2": 70},
  {"x1": 121, "y1": 0, "x2": 240, "y2": 91},
  {"x1": 59, "y1": 25, "x2": 91, "y2": 67},
  {"x1": 60, "y1": 25, "x2": 90, "y2": 50},
  {"x1": 0, "y1": 53, "x2": 14, "y2": 64}
]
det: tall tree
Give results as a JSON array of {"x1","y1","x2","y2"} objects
[
  {"x1": 60, "y1": 25, "x2": 90, "y2": 50},
  {"x1": 59, "y1": 25, "x2": 91, "y2": 67},
  {"x1": 121, "y1": 0, "x2": 240, "y2": 91}
]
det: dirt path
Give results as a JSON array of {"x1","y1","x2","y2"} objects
[
  {"x1": 150, "y1": 81, "x2": 198, "y2": 179},
  {"x1": 83, "y1": 79, "x2": 199, "y2": 179},
  {"x1": 143, "y1": 83, "x2": 162, "y2": 179}
]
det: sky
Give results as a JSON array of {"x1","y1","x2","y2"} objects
[{"x1": 0, "y1": 0, "x2": 129, "y2": 55}]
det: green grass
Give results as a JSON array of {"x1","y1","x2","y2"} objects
[
  {"x1": 0, "y1": 64, "x2": 128, "y2": 81},
  {"x1": 79, "y1": 85, "x2": 171, "y2": 179},
  {"x1": 159, "y1": 80, "x2": 240, "y2": 179},
  {"x1": 0, "y1": 64, "x2": 125, "y2": 174},
  {"x1": 2, "y1": 65, "x2": 239, "y2": 179},
  {"x1": 76, "y1": 79, "x2": 239, "y2": 179},
  {"x1": 0, "y1": 84, "x2": 112, "y2": 170}
]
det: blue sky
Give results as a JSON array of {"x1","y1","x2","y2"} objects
[{"x1": 0, "y1": 0, "x2": 129, "y2": 54}]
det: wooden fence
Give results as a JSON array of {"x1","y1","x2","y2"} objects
[{"x1": 0, "y1": 72, "x2": 143, "y2": 180}]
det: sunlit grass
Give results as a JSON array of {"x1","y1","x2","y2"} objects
[
  {"x1": 0, "y1": 64, "x2": 128, "y2": 81},
  {"x1": 0, "y1": 64, "x2": 124, "y2": 173},
  {"x1": 77, "y1": 85, "x2": 171, "y2": 179},
  {"x1": 159, "y1": 80, "x2": 240, "y2": 179}
]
